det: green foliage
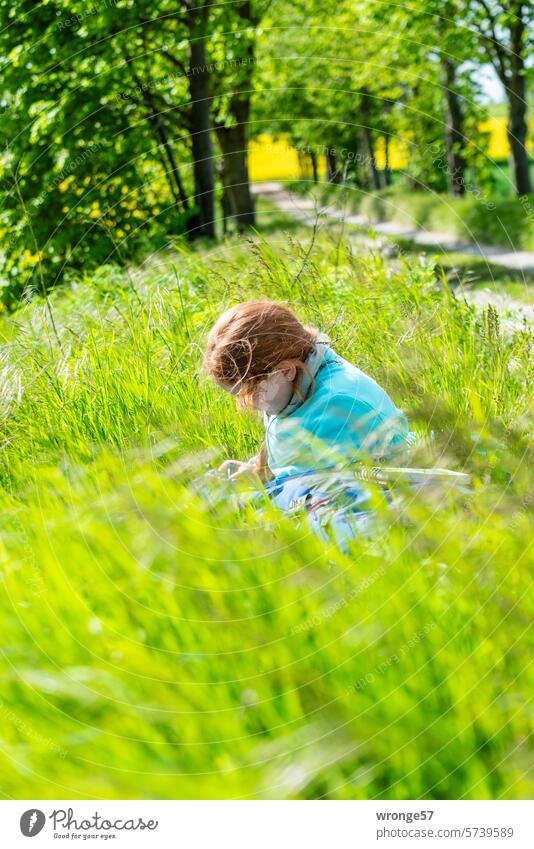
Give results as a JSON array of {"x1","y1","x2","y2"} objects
[
  {"x1": 256, "y1": 0, "x2": 492, "y2": 192},
  {"x1": 0, "y1": 0, "x2": 193, "y2": 304},
  {"x1": 0, "y1": 0, "x2": 265, "y2": 305},
  {"x1": 0, "y1": 0, "x2": 531, "y2": 310},
  {"x1": 0, "y1": 228, "x2": 532, "y2": 799}
]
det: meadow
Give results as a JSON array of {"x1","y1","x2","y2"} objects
[{"x1": 0, "y1": 210, "x2": 532, "y2": 799}]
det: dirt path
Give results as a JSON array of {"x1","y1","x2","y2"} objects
[{"x1": 253, "y1": 182, "x2": 534, "y2": 333}]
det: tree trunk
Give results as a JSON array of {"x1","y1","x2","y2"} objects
[
  {"x1": 363, "y1": 127, "x2": 381, "y2": 189},
  {"x1": 506, "y1": 21, "x2": 532, "y2": 196},
  {"x1": 442, "y1": 58, "x2": 466, "y2": 197},
  {"x1": 480, "y1": 8, "x2": 532, "y2": 196},
  {"x1": 187, "y1": 5, "x2": 215, "y2": 238},
  {"x1": 326, "y1": 149, "x2": 341, "y2": 183},
  {"x1": 214, "y1": 9, "x2": 255, "y2": 232},
  {"x1": 216, "y1": 114, "x2": 255, "y2": 231},
  {"x1": 507, "y1": 90, "x2": 531, "y2": 196},
  {"x1": 208, "y1": 0, "x2": 259, "y2": 231},
  {"x1": 310, "y1": 150, "x2": 318, "y2": 183},
  {"x1": 360, "y1": 89, "x2": 381, "y2": 190},
  {"x1": 384, "y1": 135, "x2": 392, "y2": 186}
]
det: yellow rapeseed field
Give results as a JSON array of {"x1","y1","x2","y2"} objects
[{"x1": 249, "y1": 118, "x2": 532, "y2": 181}]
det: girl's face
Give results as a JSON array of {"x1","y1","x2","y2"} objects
[
  {"x1": 221, "y1": 361, "x2": 297, "y2": 415},
  {"x1": 252, "y1": 369, "x2": 295, "y2": 414}
]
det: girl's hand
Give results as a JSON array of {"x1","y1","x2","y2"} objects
[{"x1": 218, "y1": 460, "x2": 257, "y2": 480}]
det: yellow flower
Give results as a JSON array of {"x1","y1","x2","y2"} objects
[
  {"x1": 21, "y1": 249, "x2": 43, "y2": 266},
  {"x1": 58, "y1": 177, "x2": 74, "y2": 193}
]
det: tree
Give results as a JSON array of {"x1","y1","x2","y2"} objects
[
  {"x1": 254, "y1": 0, "x2": 492, "y2": 196},
  {"x1": 210, "y1": 1, "x2": 267, "y2": 231},
  {"x1": 0, "y1": 3, "x2": 181, "y2": 303},
  {"x1": 466, "y1": 0, "x2": 533, "y2": 195},
  {"x1": 183, "y1": 0, "x2": 215, "y2": 237},
  {"x1": 254, "y1": 0, "x2": 383, "y2": 189},
  {"x1": 442, "y1": 57, "x2": 467, "y2": 196}
]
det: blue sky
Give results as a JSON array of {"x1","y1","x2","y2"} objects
[{"x1": 477, "y1": 64, "x2": 504, "y2": 103}]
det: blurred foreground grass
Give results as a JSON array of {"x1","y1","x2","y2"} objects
[{"x1": 0, "y1": 226, "x2": 532, "y2": 799}]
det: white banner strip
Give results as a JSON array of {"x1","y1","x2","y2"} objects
[{"x1": 3, "y1": 800, "x2": 533, "y2": 848}]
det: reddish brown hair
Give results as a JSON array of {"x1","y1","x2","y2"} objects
[
  {"x1": 204, "y1": 301, "x2": 318, "y2": 480},
  {"x1": 204, "y1": 300, "x2": 317, "y2": 401}
]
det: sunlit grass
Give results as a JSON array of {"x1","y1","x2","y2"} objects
[{"x1": 0, "y1": 228, "x2": 532, "y2": 799}]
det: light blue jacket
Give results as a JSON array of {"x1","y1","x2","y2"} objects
[{"x1": 264, "y1": 345, "x2": 411, "y2": 480}]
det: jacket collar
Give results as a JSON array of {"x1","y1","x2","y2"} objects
[{"x1": 277, "y1": 335, "x2": 330, "y2": 418}]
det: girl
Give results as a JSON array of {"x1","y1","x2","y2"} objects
[{"x1": 204, "y1": 300, "x2": 412, "y2": 486}]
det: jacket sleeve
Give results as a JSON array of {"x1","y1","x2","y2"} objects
[{"x1": 309, "y1": 391, "x2": 411, "y2": 461}]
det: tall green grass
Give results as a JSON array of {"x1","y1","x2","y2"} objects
[{"x1": 0, "y1": 229, "x2": 532, "y2": 799}]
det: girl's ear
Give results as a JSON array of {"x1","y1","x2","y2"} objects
[{"x1": 278, "y1": 360, "x2": 297, "y2": 381}]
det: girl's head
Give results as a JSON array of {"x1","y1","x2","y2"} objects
[{"x1": 204, "y1": 300, "x2": 317, "y2": 414}]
